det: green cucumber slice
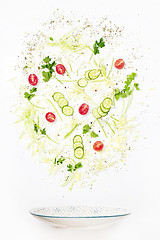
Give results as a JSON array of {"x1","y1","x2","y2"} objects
[
  {"x1": 102, "y1": 97, "x2": 112, "y2": 109},
  {"x1": 73, "y1": 135, "x2": 83, "y2": 143},
  {"x1": 52, "y1": 92, "x2": 64, "y2": 102},
  {"x1": 97, "y1": 106, "x2": 108, "y2": 117},
  {"x1": 77, "y1": 78, "x2": 88, "y2": 88},
  {"x1": 62, "y1": 106, "x2": 74, "y2": 116},
  {"x1": 88, "y1": 69, "x2": 101, "y2": 80},
  {"x1": 58, "y1": 97, "x2": 68, "y2": 108},
  {"x1": 100, "y1": 102, "x2": 110, "y2": 113},
  {"x1": 84, "y1": 70, "x2": 90, "y2": 80},
  {"x1": 92, "y1": 108, "x2": 102, "y2": 119},
  {"x1": 74, "y1": 147, "x2": 84, "y2": 159},
  {"x1": 73, "y1": 142, "x2": 84, "y2": 149}
]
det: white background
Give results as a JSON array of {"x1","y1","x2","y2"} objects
[{"x1": 0, "y1": 0, "x2": 160, "y2": 239}]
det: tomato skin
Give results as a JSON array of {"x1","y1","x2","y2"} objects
[
  {"x1": 45, "y1": 112, "x2": 56, "y2": 122},
  {"x1": 93, "y1": 141, "x2": 104, "y2": 151},
  {"x1": 28, "y1": 74, "x2": 38, "y2": 86},
  {"x1": 114, "y1": 59, "x2": 125, "y2": 69},
  {"x1": 79, "y1": 103, "x2": 89, "y2": 115},
  {"x1": 56, "y1": 64, "x2": 66, "y2": 74}
]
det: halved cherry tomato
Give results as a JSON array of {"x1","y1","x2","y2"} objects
[
  {"x1": 45, "y1": 112, "x2": 56, "y2": 122},
  {"x1": 28, "y1": 74, "x2": 38, "y2": 86},
  {"x1": 93, "y1": 141, "x2": 104, "y2": 151},
  {"x1": 114, "y1": 59, "x2": 125, "y2": 69},
  {"x1": 79, "y1": 103, "x2": 89, "y2": 115},
  {"x1": 56, "y1": 64, "x2": 66, "y2": 74}
]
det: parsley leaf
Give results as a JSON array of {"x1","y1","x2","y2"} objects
[
  {"x1": 83, "y1": 124, "x2": 90, "y2": 134},
  {"x1": 42, "y1": 71, "x2": 52, "y2": 82},
  {"x1": 74, "y1": 162, "x2": 82, "y2": 170},
  {"x1": 134, "y1": 83, "x2": 140, "y2": 90},
  {"x1": 30, "y1": 87, "x2": 37, "y2": 93},
  {"x1": 93, "y1": 37, "x2": 105, "y2": 55},
  {"x1": 90, "y1": 131, "x2": 99, "y2": 138},
  {"x1": 40, "y1": 128, "x2": 46, "y2": 135},
  {"x1": 55, "y1": 157, "x2": 65, "y2": 165},
  {"x1": 43, "y1": 56, "x2": 52, "y2": 63},
  {"x1": 93, "y1": 43, "x2": 99, "y2": 55},
  {"x1": 50, "y1": 37, "x2": 53, "y2": 41},
  {"x1": 34, "y1": 124, "x2": 39, "y2": 133},
  {"x1": 67, "y1": 164, "x2": 74, "y2": 172},
  {"x1": 97, "y1": 37, "x2": 105, "y2": 48},
  {"x1": 24, "y1": 92, "x2": 35, "y2": 101}
]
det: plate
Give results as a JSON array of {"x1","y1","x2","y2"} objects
[{"x1": 30, "y1": 206, "x2": 130, "y2": 229}]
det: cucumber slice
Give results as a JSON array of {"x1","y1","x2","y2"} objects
[
  {"x1": 92, "y1": 108, "x2": 102, "y2": 119},
  {"x1": 88, "y1": 69, "x2": 101, "y2": 80},
  {"x1": 73, "y1": 142, "x2": 84, "y2": 149},
  {"x1": 53, "y1": 92, "x2": 64, "y2": 102},
  {"x1": 74, "y1": 147, "x2": 84, "y2": 159},
  {"x1": 84, "y1": 70, "x2": 90, "y2": 80},
  {"x1": 77, "y1": 78, "x2": 88, "y2": 88},
  {"x1": 73, "y1": 135, "x2": 83, "y2": 143},
  {"x1": 100, "y1": 102, "x2": 110, "y2": 113},
  {"x1": 62, "y1": 106, "x2": 74, "y2": 116},
  {"x1": 102, "y1": 97, "x2": 112, "y2": 109},
  {"x1": 58, "y1": 97, "x2": 68, "y2": 108},
  {"x1": 97, "y1": 106, "x2": 108, "y2": 117}
]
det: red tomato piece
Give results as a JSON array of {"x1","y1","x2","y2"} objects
[
  {"x1": 114, "y1": 59, "x2": 125, "y2": 69},
  {"x1": 79, "y1": 103, "x2": 89, "y2": 115},
  {"x1": 56, "y1": 64, "x2": 66, "y2": 74},
  {"x1": 93, "y1": 141, "x2": 104, "y2": 151},
  {"x1": 45, "y1": 112, "x2": 56, "y2": 122},
  {"x1": 28, "y1": 74, "x2": 38, "y2": 86}
]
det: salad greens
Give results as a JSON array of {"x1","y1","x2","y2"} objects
[{"x1": 17, "y1": 13, "x2": 141, "y2": 189}]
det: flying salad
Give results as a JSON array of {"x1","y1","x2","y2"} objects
[{"x1": 15, "y1": 11, "x2": 140, "y2": 189}]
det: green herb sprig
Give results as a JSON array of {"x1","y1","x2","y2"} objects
[
  {"x1": 93, "y1": 37, "x2": 105, "y2": 55},
  {"x1": 41, "y1": 56, "x2": 56, "y2": 82},
  {"x1": 115, "y1": 72, "x2": 139, "y2": 100},
  {"x1": 54, "y1": 157, "x2": 65, "y2": 165},
  {"x1": 24, "y1": 87, "x2": 37, "y2": 101},
  {"x1": 67, "y1": 162, "x2": 83, "y2": 172},
  {"x1": 82, "y1": 124, "x2": 99, "y2": 138}
]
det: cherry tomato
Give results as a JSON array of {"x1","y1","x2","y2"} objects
[
  {"x1": 45, "y1": 112, "x2": 56, "y2": 122},
  {"x1": 93, "y1": 141, "x2": 104, "y2": 151},
  {"x1": 114, "y1": 59, "x2": 125, "y2": 69},
  {"x1": 79, "y1": 103, "x2": 89, "y2": 115},
  {"x1": 28, "y1": 74, "x2": 38, "y2": 86},
  {"x1": 56, "y1": 64, "x2": 66, "y2": 74}
]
